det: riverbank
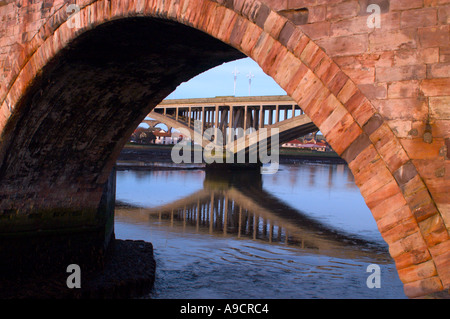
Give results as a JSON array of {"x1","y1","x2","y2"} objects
[{"x1": 117, "y1": 143, "x2": 345, "y2": 170}]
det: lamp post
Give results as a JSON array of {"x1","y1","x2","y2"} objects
[
  {"x1": 232, "y1": 67, "x2": 239, "y2": 96},
  {"x1": 247, "y1": 71, "x2": 254, "y2": 96}
]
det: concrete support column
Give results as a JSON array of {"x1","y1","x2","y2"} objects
[
  {"x1": 259, "y1": 105, "x2": 264, "y2": 129},
  {"x1": 188, "y1": 107, "x2": 192, "y2": 128},
  {"x1": 201, "y1": 106, "x2": 205, "y2": 134},
  {"x1": 275, "y1": 105, "x2": 279, "y2": 123},
  {"x1": 214, "y1": 104, "x2": 219, "y2": 142},
  {"x1": 228, "y1": 105, "x2": 234, "y2": 145},
  {"x1": 244, "y1": 105, "x2": 248, "y2": 132}
]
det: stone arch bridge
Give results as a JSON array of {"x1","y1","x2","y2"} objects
[{"x1": 0, "y1": 0, "x2": 448, "y2": 298}]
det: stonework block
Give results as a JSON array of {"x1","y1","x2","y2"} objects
[
  {"x1": 374, "y1": 98, "x2": 428, "y2": 121},
  {"x1": 376, "y1": 65, "x2": 426, "y2": 83},
  {"x1": 330, "y1": 15, "x2": 373, "y2": 38},
  {"x1": 341, "y1": 132, "x2": 371, "y2": 163},
  {"x1": 300, "y1": 21, "x2": 330, "y2": 40},
  {"x1": 299, "y1": 40, "x2": 319, "y2": 66},
  {"x1": 318, "y1": 102, "x2": 348, "y2": 135},
  {"x1": 403, "y1": 276, "x2": 444, "y2": 298},
  {"x1": 317, "y1": 60, "x2": 341, "y2": 86},
  {"x1": 431, "y1": 247, "x2": 450, "y2": 289},
  {"x1": 263, "y1": 11, "x2": 287, "y2": 39},
  {"x1": 292, "y1": 71, "x2": 327, "y2": 111},
  {"x1": 280, "y1": 25, "x2": 300, "y2": 52},
  {"x1": 326, "y1": 0, "x2": 359, "y2": 22},
  {"x1": 370, "y1": 189, "x2": 408, "y2": 220},
  {"x1": 369, "y1": 123, "x2": 409, "y2": 172},
  {"x1": 260, "y1": 41, "x2": 292, "y2": 77},
  {"x1": 364, "y1": 178, "x2": 403, "y2": 209},
  {"x1": 400, "y1": 138, "x2": 445, "y2": 160},
  {"x1": 428, "y1": 63, "x2": 450, "y2": 79},
  {"x1": 389, "y1": 231, "x2": 431, "y2": 262},
  {"x1": 390, "y1": 0, "x2": 424, "y2": 11},
  {"x1": 348, "y1": 144, "x2": 380, "y2": 175},
  {"x1": 420, "y1": 78, "x2": 450, "y2": 96},
  {"x1": 337, "y1": 79, "x2": 358, "y2": 104},
  {"x1": 278, "y1": 20, "x2": 295, "y2": 47},
  {"x1": 250, "y1": 32, "x2": 274, "y2": 66},
  {"x1": 204, "y1": 4, "x2": 227, "y2": 36},
  {"x1": 397, "y1": 260, "x2": 438, "y2": 284},
  {"x1": 283, "y1": 61, "x2": 309, "y2": 96},
  {"x1": 291, "y1": 33, "x2": 310, "y2": 57},
  {"x1": 229, "y1": 15, "x2": 248, "y2": 49},
  {"x1": 307, "y1": 47, "x2": 327, "y2": 70},
  {"x1": 400, "y1": 8, "x2": 438, "y2": 29},
  {"x1": 369, "y1": 28, "x2": 417, "y2": 52},
  {"x1": 308, "y1": 5, "x2": 326, "y2": 23},
  {"x1": 377, "y1": 205, "x2": 415, "y2": 238},
  {"x1": 270, "y1": 48, "x2": 296, "y2": 88},
  {"x1": 418, "y1": 25, "x2": 450, "y2": 48},
  {"x1": 327, "y1": 70, "x2": 349, "y2": 96},
  {"x1": 354, "y1": 159, "x2": 394, "y2": 198},
  {"x1": 325, "y1": 117, "x2": 362, "y2": 155},
  {"x1": 418, "y1": 213, "x2": 450, "y2": 247},
  {"x1": 387, "y1": 80, "x2": 420, "y2": 99},
  {"x1": 304, "y1": 92, "x2": 338, "y2": 127},
  {"x1": 317, "y1": 34, "x2": 368, "y2": 57},
  {"x1": 346, "y1": 94, "x2": 375, "y2": 126},
  {"x1": 239, "y1": 21, "x2": 263, "y2": 56},
  {"x1": 438, "y1": 5, "x2": 450, "y2": 24}
]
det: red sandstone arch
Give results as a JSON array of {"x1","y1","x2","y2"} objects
[{"x1": 0, "y1": 0, "x2": 448, "y2": 298}]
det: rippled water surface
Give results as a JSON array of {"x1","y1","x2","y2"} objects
[{"x1": 114, "y1": 163, "x2": 406, "y2": 299}]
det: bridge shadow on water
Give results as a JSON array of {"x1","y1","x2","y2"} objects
[{"x1": 116, "y1": 168, "x2": 392, "y2": 264}]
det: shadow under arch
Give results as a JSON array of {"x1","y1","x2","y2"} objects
[{"x1": 0, "y1": 16, "x2": 246, "y2": 277}]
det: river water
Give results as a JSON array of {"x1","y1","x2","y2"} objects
[{"x1": 114, "y1": 162, "x2": 407, "y2": 299}]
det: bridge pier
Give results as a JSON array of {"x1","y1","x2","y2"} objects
[
  {"x1": 205, "y1": 161, "x2": 262, "y2": 171},
  {"x1": 0, "y1": 168, "x2": 116, "y2": 282}
]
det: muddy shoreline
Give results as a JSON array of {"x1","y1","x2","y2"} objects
[{"x1": 116, "y1": 144, "x2": 345, "y2": 170}]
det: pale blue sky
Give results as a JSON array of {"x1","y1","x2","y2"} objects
[{"x1": 166, "y1": 57, "x2": 287, "y2": 99}]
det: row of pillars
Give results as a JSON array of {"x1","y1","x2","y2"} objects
[
  {"x1": 158, "y1": 104, "x2": 304, "y2": 136},
  {"x1": 154, "y1": 193, "x2": 306, "y2": 247}
]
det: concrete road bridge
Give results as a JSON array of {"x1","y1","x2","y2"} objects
[
  {"x1": 0, "y1": 0, "x2": 448, "y2": 298},
  {"x1": 148, "y1": 95, "x2": 318, "y2": 161}
]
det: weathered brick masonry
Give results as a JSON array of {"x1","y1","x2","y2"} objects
[{"x1": 0, "y1": 0, "x2": 448, "y2": 298}]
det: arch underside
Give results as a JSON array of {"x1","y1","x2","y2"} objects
[
  {"x1": 0, "y1": 0, "x2": 448, "y2": 298},
  {"x1": 0, "y1": 17, "x2": 245, "y2": 217}
]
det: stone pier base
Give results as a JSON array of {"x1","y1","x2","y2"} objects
[{"x1": 0, "y1": 239, "x2": 156, "y2": 299}]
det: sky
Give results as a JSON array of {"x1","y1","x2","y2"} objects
[{"x1": 166, "y1": 57, "x2": 287, "y2": 99}]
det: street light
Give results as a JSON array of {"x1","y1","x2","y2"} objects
[{"x1": 246, "y1": 71, "x2": 255, "y2": 96}]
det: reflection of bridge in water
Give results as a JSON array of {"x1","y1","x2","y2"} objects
[{"x1": 116, "y1": 170, "x2": 391, "y2": 263}]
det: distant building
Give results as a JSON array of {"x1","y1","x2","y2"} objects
[
  {"x1": 282, "y1": 139, "x2": 329, "y2": 152},
  {"x1": 153, "y1": 130, "x2": 176, "y2": 144}
]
